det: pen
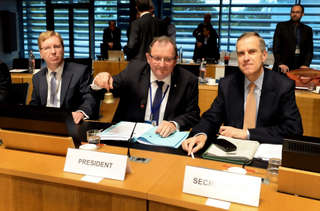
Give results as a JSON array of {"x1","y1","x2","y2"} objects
[{"x1": 190, "y1": 152, "x2": 195, "y2": 159}]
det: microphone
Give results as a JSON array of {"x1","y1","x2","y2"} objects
[
  {"x1": 127, "y1": 122, "x2": 137, "y2": 158},
  {"x1": 126, "y1": 122, "x2": 151, "y2": 163}
]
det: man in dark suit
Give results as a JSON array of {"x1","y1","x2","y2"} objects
[
  {"x1": 193, "y1": 25, "x2": 219, "y2": 62},
  {"x1": 273, "y1": 4, "x2": 313, "y2": 73},
  {"x1": 103, "y1": 20, "x2": 121, "y2": 50},
  {"x1": 30, "y1": 31, "x2": 96, "y2": 124},
  {"x1": 125, "y1": 0, "x2": 159, "y2": 61},
  {"x1": 93, "y1": 36, "x2": 200, "y2": 137},
  {"x1": 182, "y1": 32, "x2": 303, "y2": 155},
  {"x1": 0, "y1": 61, "x2": 11, "y2": 103}
]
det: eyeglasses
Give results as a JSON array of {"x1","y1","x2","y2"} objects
[
  {"x1": 41, "y1": 45, "x2": 62, "y2": 52},
  {"x1": 149, "y1": 54, "x2": 176, "y2": 64}
]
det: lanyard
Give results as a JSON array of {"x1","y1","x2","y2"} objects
[{"x1": 149, "y1": 82, "x2": 170, "y2": 121}]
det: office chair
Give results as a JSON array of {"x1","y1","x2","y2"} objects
[{"x1": 9, "y1": 83, "x2": 29, "y2": 105}]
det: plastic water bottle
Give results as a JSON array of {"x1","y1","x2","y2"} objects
[
  {"x1": 199, "y1": 58, "x2": 207, "y2": 82},
  {"x1": 179, "y1": 47, "x2": 183, "y2": 63},
  {"x1": 28, "y1": 50, "x2": 35, "y2": 73}
]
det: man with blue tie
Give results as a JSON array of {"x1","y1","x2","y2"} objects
[
  {"x1": 93, "y1": 36, "x2": 200, "y2": 137},
  {"x1": 30, "y1": 31, "x2": 96, "y2": 124},
  {"x1": 182, "y1": 32, "x2": 303, "y2": 155}
]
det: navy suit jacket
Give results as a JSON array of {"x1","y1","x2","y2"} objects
[
  {"x1": 273, "y1": 20, "x2": 313, "y2": 71},
  {"x1": 190, "y1": 68, "x2": 303, "y2": 144},
  {"x1": 30, "y1": 62, "x2": 96, "y2": 118},
  {"x1": 0, "y1": 62, "x2": 11, "y2": 103},
  {"x1": 109, "y1": 60, "x2": 200, "y2": 131}
]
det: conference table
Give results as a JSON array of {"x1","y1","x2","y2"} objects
[{"x1": 1, "y1": 144, "x2": 320, "y2": 211}]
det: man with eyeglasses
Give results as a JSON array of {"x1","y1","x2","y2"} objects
[
  {"x1": 273, "y1": 4, "x2": 313, "y2": 73},
  {"x1": 92, "y1": 36, "x2": 200, "y2": 137},
  {"x1": 30, "y1": 31, "x2": 96, "y2": 124}
]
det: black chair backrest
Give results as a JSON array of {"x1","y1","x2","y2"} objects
[
  {"x1": 64, "y1": 58, "x2": 92, "y2": 73},
  {"x1": 9, "y1": 83, "x2": 29, "y2": 105},
  {"x1": 12, "y1": 58, "x2": 42, "y2": 69}
]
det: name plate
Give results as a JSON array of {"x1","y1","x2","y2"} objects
[
  {"x1": 64, "y1": 148, "x2": 128, "y2": 181},
  {"x1": 183, "y1": 165, "x2": 261, "y2": 207}
]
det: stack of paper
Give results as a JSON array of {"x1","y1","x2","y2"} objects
[
  {"x1": 98, "y1": 121, "x2": 137, "y2": 141},
  {"x1": 253, "y1": 144, "x2": 282, "y2": 161},
  {"x1": 98, "y1": 121, "x2": 189, "y2": 148}
]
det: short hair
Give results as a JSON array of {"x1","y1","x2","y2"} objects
[
  {"x1": 292, "y1": 4, "x2": 304, "y2": 14},
  {"x1": 236, "y1": 32, "x2": 266, "y2": 52},
  {"x1": 148, "y1": 36, "x2": 178, "y2": 57},
  {"x1": 136, "y1": 0, "x2": 153, "y2": 12},
  {"x1": 204, "y1": 13, "x2": 211, "y2": 20},
  {"x1": 38, "y1": 31, "x2": 64, "y2": 50}
]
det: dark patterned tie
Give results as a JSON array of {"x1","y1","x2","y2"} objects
[
  {"x1": 50, "y1": 72, "x2": 57, "y2": 106},
  {"x1": 152, "y1": 80, "x2": 164, "y2": 125}
]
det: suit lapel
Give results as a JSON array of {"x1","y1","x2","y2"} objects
[
  {"x1": 163, "y1": 67, "x2": 178, "y2": 119},
  {"x1": 231, "y1": 73, "x2": 245, "y2": 127},
  {"x1": 60, "y1": 63, "x2": 73, "y2": 107},
  {"x1": 39, "y1": 68, "x2": 48, "y2": 105},
  {"x1": 257, "y1": 69, "x2": 276, "y2": 127},
  {"x1": 139, "y1": 65, "x2": 150, "y2": 110}
]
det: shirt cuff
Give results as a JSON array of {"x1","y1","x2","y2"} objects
[
  {"x1": 170, "y1": 121, "x2": 180, "y2": 131},
  {"x1": 76, "y1": 110, "x2": 89, "y2": 120},
  {"x1": 90, "y1": 80, "x2": 103, "y2": 90},
  {"x1": 194, "y1": 132, "x2": 207, "y2": 139},
  {"x1": 246, "y1": 129, "x2": 250, "y2": 139}
]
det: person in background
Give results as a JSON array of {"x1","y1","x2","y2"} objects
[
  {"x1": 193, "y1": 25, "x2": 219, "y2": 63},
  {"x1": 92, "y1": 36, "x2": 200, "y2": 138},
  {"x1": 273, "y1": 4, "x2": 313, "y2": 73},
  {"x1": 30, "y1": 31, "x2": 96, "y2": 124},
  {"x1": 182, "y1": 32, "x2": 303, "y2": 155},
  {"x1": 0, "y1": 60, "x2": 11, "y2": 103},
  {"x1": 103, "y1": 20, "x2": 121, "y2": 50},
  {"x1": 193, "y1": 13, "x2": 219, "y2": 63},
  {"x1": 125, "y1": 0, "x2": 159, "y2": 61},
  {"x1": 159, "y1": 16, "x2": 176, "y2": 42}
]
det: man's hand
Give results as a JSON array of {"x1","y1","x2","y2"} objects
[
  {"x1": 93, "y1": 72, "x2": 113, "y2": 91},
  {"x1": 279, "y1": 64, "x2": 289, "y2": 73},
  {"x1": 196, "y1": 42, "x2": 203, "y2": 48},
  {"x1": 219, "y1": 126, "x2": 248, "y2": 139},
  {"x1": 108, "y1": 42, "x2": 114, "y2": 49},
  {"x1": 182, "y1": 134, "x2": 207, "y2": 156},
  {"x1": 72, "y1": 111, "x2": 84, "y2": 124},
  {"x1": 155, "y1": 120, "x2": 176, "y2": 138}
]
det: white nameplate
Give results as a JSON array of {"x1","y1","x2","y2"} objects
[
  {"x1": 183, "y1": 165, "x2": 261, "y2": 207},
  {"x1": 64, "y1": 148, "x2": 128, "y2": 181}
]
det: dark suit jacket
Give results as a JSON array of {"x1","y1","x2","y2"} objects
[
  {"x1": 273, "y1": 20, "x2": 313, "y2": 71},
  {"x1": 30, "y1": 62, "x2": 96, "y2": 118},
  {"x1": 110, "y1": 60, "x2": 200, "y2": 131},
  {"x1": 103, "y1": 27, "x2": 121, "y2": 50},
  {"x1": 126, "y1": 13, "x2": 159, "y2": 61},
  {"x1": 0, "y1": 62, "x2": 11, "y2": 103},
  {"x1": 190, "y1": 69, "x2": 303, "y2": 144}
]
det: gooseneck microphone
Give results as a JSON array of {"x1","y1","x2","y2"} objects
[{"x1": 127, "y1": 122, "x2": 137, "y2": 158}]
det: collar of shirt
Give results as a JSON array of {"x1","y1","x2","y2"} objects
[
  {"x1": 150, "y1": 70, "x2": 171, "y2": 87},
  {"x1": 140, "y1": 11, "x2": 150, "y2": 18},
  {"x1": 244, "y1": 70, "x2": 264, "y2": 92},
  {"x1": 47, "y1": 62, "x2": 64, "y2": 81}
]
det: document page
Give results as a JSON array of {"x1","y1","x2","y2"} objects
[{"x1": 253, "y1": 144, "x2": 282, "y2": 161}]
